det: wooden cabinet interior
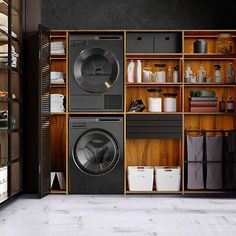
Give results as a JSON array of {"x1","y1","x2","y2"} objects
[{"x1": 48, "y1": 30, "x2": 236, "y2": 195}]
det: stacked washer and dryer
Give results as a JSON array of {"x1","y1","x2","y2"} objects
[{"x1": 68, "y1": 33, "x2": 124, "y2": 194}]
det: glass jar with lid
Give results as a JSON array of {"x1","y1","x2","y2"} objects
[
  {"x1": 147, "y1": 88, "x2": 162, "y2": 112},
  {"x1": 216, "y1": 33, "x2": 233, "y2": 54},
  {"x1": 152, "y1": 64, "x2": 166, "y2": 83},
  {"x1": 163, "y1": 93, "x2": 177, "y2": 112}
]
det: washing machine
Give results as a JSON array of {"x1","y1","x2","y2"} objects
[
  {"x1": 69, "y1": 116, "x2": 124, "y2": 194},
  {"x1": 69, "y1": 33, "x2": 124, "y2": 111}
]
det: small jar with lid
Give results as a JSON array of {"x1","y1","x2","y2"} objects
[
  {"x1": 216, "y1": 33, "x2": 233, "y2": 54},
  {"x1": 147, "y1": 88, "x2": 162, "y2": 112},
  {"x1": 142, "y1": 66, "x2": 152, "y2": 82},
  {"x1": 153, "y1": 64, "x2": 166, "y2": 83},
  {"x1": 163, "y1": 93, "x2": 178, "y2": 112}
]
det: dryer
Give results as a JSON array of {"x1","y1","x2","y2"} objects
[
  {"x1": 69, "y1": 33, "x2": 124, "y2": 111},
  {"x1": 69, "y1": 116, "x2": 124, "y2": 194}
]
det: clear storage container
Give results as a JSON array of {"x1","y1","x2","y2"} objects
[{"x1": 147, "y1": 88, "x2": 162, "y2": 112}]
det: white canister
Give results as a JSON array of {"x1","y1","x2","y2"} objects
[
  {"x1": 163, "y1": 93, "x2": 177, "y2": 112},
  {"x1": 147, "y1": 89, "x2": 162, "y2": 112}
]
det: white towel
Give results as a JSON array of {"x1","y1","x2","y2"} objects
[
  {"x1": 51, "y1": 94, "x2": 64, "y2": 99},
  {"x1": 0, "y1": 13, "x2": 8, "y2": 27},
  {"x1": 51, "y1": 79, "x2": 65, "y2": 84}
]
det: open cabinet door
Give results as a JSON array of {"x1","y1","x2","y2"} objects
[{"x1": 38, "y1": 25, "x2": 51, "y2": 198}]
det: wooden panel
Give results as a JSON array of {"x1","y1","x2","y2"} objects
[
  {"x1": 184, "y1": 87, "x2": 236, "y2": 112},
  {"x1": 126, "y1": 139, "x2": 181, "y2": 167},
  {"x1": 126, "y1": 87, "x2": 182, "y2": 112},
  {"x1": 51, "y1": 60, "x2": 66, "y2": 74},
  {"x1": 51, "y1": 115, "x2": 66, "y2": 175}
]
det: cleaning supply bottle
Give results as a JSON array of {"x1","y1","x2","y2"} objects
[
  {"x1": 227, "y1": 96, "x2": 234, "y2": 112},
  {"x1": 227, "y1": 63, "x2": 235, "y2": 84},
  {"x1": 127, "y1": 60, "x2": 135, "y2": 83},
  {"x1": 214, "y1": 65, "x2": 222, "y2": 83},
  {"x1": 167, "y1": 65, "x2": 172, "y2": 82},
  {"x1": 185, "y1": 64, "x2": 192, "y2": 83},
  {"x1": 219, "y1": 96, "x2": 226, "y2": 112},
  {"x1": 173, "y1": 65, "x2": 179, "y2": 83},
  {"x1": 136, "y1": 60, "x2": 142, "y2": 83},
  {"x1": 197, "y1": 64, "x2": 206, "y2": 83}
]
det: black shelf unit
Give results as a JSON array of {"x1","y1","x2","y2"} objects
[{"x1": 0, "y1": 0, "x2": 22, "y2": 205}]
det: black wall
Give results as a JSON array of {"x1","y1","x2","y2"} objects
[{"x1": 42, "y1": 0, "x2": 236, "y2": 29}]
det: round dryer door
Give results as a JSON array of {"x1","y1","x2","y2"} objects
[
  {"x1": 73, "y1": 48, "x2": 119, "y2": 93},
  {"x1": 73, "y1": 129, "x2": 119, "y2": 174}
]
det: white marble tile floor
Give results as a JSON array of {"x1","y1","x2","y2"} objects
[{"x1": 1, "y1": 195, "x2": 236, "y2": 236}]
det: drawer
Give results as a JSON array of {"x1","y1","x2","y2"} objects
[
  {"x1": 126, "y1": 33, "x2": 154, "y2": 53},
  {"x1": 154, "y1": 32, "x2": 182, "y2": 53},
  {"x1": 127, "y1": 114, "x2": 182, "y2": 139}
]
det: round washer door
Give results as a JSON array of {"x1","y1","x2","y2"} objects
[
  {"x1": 73, "y1": 48, "x2": 119, "y2": 93},
  {"x1": 73, "y1": 129, "x2": 119, "y2": 175}
]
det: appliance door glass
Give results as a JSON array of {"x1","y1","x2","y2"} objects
[
  {"x1": 73, "y1": 48, "x2": 119, "y2": 93},
  {"x1": 73, "y1": 130, "x2": 119, "y2": 174}
]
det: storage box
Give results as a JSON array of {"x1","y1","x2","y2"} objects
[
  {"x1": 128, "y1": 166, "x2": 154, "y2": 191},
  {"x1": 126, "y1": 33, "x2": 154, "y2": 53},
  {"x1": 155, "y1": 166, "x2": 181, "y2": 191},
  {"x1": 154, "y1": 33, "x2": 182, "y2": 53}
]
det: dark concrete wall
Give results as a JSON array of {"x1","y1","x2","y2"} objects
[{"x1": 42, "y1": 0, "x2": 236, "y2": 29}]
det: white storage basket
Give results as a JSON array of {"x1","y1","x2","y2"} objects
[
  {"x1": 155, "y1": 166, "x2": 181, "y2": 191},
  {"x1": 128, "y1": 166, "x2": 154, "y2": 191}
]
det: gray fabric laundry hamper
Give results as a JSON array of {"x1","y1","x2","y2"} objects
[
  {"x1": 206, "y1": 136, "x2": 223, "y2": 190},
  {"x1": 187, "y1": 135, "x2": 204, "y2": 189}
]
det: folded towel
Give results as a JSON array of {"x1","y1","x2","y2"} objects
[
  {"x1": 51, "y1": 94, "x2": 64, "y2": 99},
  {"x1": 0, "y1": 13, "x2": 8, "y2": 27},
  {"x1": 51, "y1": 79, "x2": 65, "y2": 84},
  {"x1": 0, "y1": 25, "x2": 17, "y2": 38},
  {"x1": 190, "y1": 90, "x2": 216, "y2": 97},
  {"x1": 51, "y1": 42, "x2": 65, "y2": 49}
]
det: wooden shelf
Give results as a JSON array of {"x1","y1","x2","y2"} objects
[
  {"x1": 184, "y1": 53, "x2": 236, "y2": 59},
  {"x1": 68, "y1": 112, "x2": 124, "y2": 115},
  {"x1": 184, "y1": 83, "x2": 236, "y2": 87},
  {"x1": 51, "y1": 112, "x2": 66, "y2": 115},
  {"x1": 126, "y1": 53, "x2": 183, "y2": 59},
  {"x1": 50, "y1": 54, "x2": 66, "y2": 60},
  {"x1": 184, "y1": 112, "x2": 236, "y2": 115},
  {"x1": 50, "y1": 83, "x2": 66, "y2": 88},
  {"x1": 127, "y1": 112, "x2": 182, "y2": 115},
  {"x1": 50, "y1": 190, "x2": 66, "y2": 194},
  {"x1": 126, "y1": 190, "x2": 182, "y2": 194},
  {"x1": 126, "y1": 82, "x2": 182, "y2": 87}
]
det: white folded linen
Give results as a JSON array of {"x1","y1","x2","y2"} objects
[
  {"x1": 51, "y1": 79, "x2": 65, "y2": 84},
  {"x1": 51, "y1": 71, "x2": 64, "y2": 79},
  {"x1": 51, "y1": 49, "x2": 65, "y2": 55},
  {"x1": 0, "y1": 13, "x2": 8, "y2": 27},
  {"x1": 51, "y1": 41, "x2": 65, "y2": 49},
  {"x1": 0, "y1": 25, "x2": 17, "y2": 38},
  {"x1": 51, "y1": 94, "x2": 64, "y2": 99}
]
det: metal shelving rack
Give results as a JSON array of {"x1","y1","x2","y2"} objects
[{"x1": 0, "y1": 0, "x2": 22, "y2": 205}]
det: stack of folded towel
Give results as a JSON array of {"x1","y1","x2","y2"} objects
[
  {"x1": 50, "y1": 94, "x2": 65, "y2": 112},
  {"x1": 51, "y1": 42, "x2": 65, "y2": 55},
  {"x1": 0, "y1": 13, "x2": 17, "y2": 39},
  {"x1": 0, "y1": 44, "x2": 19, "y2": 68},
  {"x1": 50, "y1": 71, "x2": 65, "y2": 84}
]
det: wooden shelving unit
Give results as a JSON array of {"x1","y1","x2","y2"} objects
[{"x1": 48, "y1": 29, "x2": 236, "y2": 196}]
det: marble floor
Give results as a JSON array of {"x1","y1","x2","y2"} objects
[{"x1": 0, "y1": 195, "x2": 236, "y2": 236}]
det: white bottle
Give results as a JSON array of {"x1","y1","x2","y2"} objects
[
  {"x1": 173, "y1": 65, "x2": 179, "y2": 83},
  {"x1": 185, "y1": 64, "x2": 192, "y2": 83},
  {"x1": 127, "y1": 60, "x2": 135, "y2": 83},
  {"x1": 197, "y1": 64, "x2": 206, "y2": 83},
  {"x1": 214, "y1": 65, "x2": 221, "y2": 83},
  {"x1": 136, "y1": 60, "x2": 142, "y2": 83}
]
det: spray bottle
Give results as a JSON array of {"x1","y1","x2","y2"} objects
[
  {"x1": 214, "y1": 65, "x2": 222, "y2": 83},
  {"x1": 173, "y1": 65, "x2": 179, "y2": 83}
]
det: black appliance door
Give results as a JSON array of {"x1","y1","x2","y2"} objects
[
  {"x1": 73, "y1": 48, "x2": 119, "y2": 93},
  {"x1": 73, "y1": 129, "x2": 119, "y2": 174}
]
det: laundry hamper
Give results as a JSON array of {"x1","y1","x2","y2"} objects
[
  {"x1": 155, "y1": 166, "x2": 181, "y2": 191},
  {"x1": 128, "y1": 166, "x2": 154, "y2": 191}
]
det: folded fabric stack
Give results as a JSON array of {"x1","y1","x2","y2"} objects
[
  {"x1": 0, "y1": 13, "x2": 17, "y2": 39},
  {"x1": 189, "y1": 90, "x2": 218, "y2": 112},
  {"x1": 51, "y1": 94, "x2": 65, "y2": 112},
  {"x1": 0, "y1": 91, "x2": 16, "y2": 98},
  {"x1": 51, "y1": 42, "x2": 65, "y2": 55},
  {"x1": 0, "y1": 44, "x2": 19, "y2": 68},
  {"x1": 50, "y1": 71, "x2": 65, "y2": 84}
]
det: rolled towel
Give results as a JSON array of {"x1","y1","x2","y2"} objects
[{"x1": 190, "y1": 90, "x2": 216, "y2": 97}]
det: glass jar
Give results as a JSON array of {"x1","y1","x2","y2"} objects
[
  {"x1": 153, "y1": 64, "x2": 166, "y2": 83},
  {"x1": 163, "y1": 93, "x2": 177, "y2": 112},
  {"x1": 147, "y1": 88, "x2": 162, "y2": 112},
  {"x1": 142, "y1": 66, "x2": 152, "y2": 83},
  {"x1": 216, "y1": 33, "x2": 233, "y2": 54}
]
